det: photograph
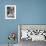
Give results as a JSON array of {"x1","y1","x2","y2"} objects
[{"x1": 5, "y1": 5, "x2": 16, "y2": 19}]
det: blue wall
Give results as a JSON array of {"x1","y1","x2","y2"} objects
[{"x1": 0, "y1": 0, "x2": 46, "y2": 44}]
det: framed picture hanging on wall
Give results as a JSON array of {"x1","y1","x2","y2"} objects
[{"x1": 5, "y1": 5, "x2": 16, "y2": 19}]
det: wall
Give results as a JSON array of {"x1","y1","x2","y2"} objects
[{"x1": 0, "y1": 0, "x2": 46, "y2": 44}]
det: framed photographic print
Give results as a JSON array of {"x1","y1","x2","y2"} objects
[{"x1": 5, "y1": 5, "x2": 16, "y2": 19}]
